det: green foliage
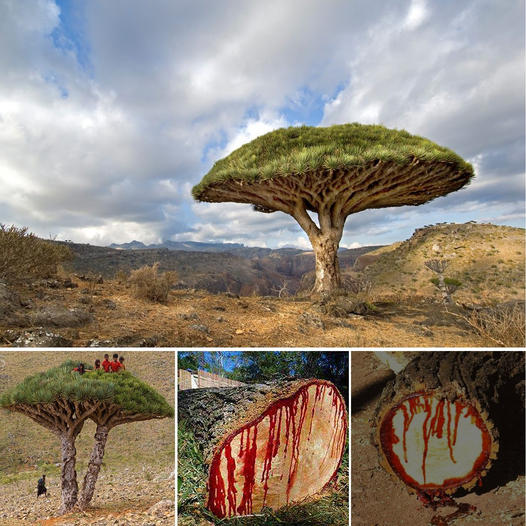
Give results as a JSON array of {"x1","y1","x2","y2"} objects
[
  {"x1": 193, "y1": 123, "x2": 474, "y2": 198},
  {"x1": 444, "y1": 277, "x2": 462, "y2": 287},
  {"x1": 0, "y1": 224, "x2": 73, "y2": 284},
  {"x1": 228, "y1": 351, "x2": 348, "y2": 402},
  {"x1": 0, "y1": 362, "x2": 173, "y2": 418}
]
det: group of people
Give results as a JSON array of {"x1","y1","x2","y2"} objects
[{"x1": 73, "y1": 354, "x2": 126, "y2": 375}]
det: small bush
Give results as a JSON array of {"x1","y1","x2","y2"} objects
[
  {"x1": 128, "y1": 262, "x2": 176, "y2": 302},
  {"x1": 0, "y1": 224, "x2": 73, "y2": 284}
]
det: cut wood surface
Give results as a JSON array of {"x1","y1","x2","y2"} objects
[
  {"x1": 178, "y1": 378, "x2": 347, "y2": 518},
  {"x1": 373, "y1": 351, "x2": 525, "y2": 500}
]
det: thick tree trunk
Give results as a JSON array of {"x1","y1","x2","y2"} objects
[
  {"x1": 373, "y1": 351, "x2": 524, "y2": 503},
  {"x1": 59, "y1": 433, "x2": 79, "y2": 514},
  {"x1": 311, "y1": 231, "x2": 342, "y2": 296},
  {"x1": 179, "y1": 379, "x2": 347, "y2": 519},
  {"x1": 78, "y1": 425, "x2": 110, "y2": 510}
]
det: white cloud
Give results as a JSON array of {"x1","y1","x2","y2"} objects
[{"x1": 0, "y1": 0, "x2": 523, "y2": 249}]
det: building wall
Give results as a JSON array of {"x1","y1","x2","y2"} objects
[{"x1": 178, "y1": 368, "x2": 246, "y2": 390}]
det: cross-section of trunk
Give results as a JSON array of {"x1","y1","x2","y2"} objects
[
  {"x1": 373, "y1": 351, "x2": 524, "y2": 498},
  {"x1": 178, "y1": 379, "x2": 347, "y2": 518}
]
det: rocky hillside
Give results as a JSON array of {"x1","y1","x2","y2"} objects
[
  {"x1": 351, "y1": 222, "x2": 524, "y2": 304},
  {"x1": 0, "y1": 351, "x2": 174, "y2": 525}
]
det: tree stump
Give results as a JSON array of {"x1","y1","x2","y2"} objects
[
  {"x1": 372, "y1": 351, "x2": 525, "y2": 504},
  {"x1": 179, "y1": 378, "x2": 347, "y2": 518}
]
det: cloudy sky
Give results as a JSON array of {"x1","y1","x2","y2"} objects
[{"x1": 0, "y1": 0, "x2": 524, "y2": 249}]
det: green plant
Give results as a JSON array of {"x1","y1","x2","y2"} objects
[
  {"x1": 128, "y1": 262, "x2": 176, "y2": 303},
  {"x1": 0, "y1": 224, "x2": 72, "y2": 284},
  {"x1": 1, "y1": 361, "x2": 173, "y2": 514}
]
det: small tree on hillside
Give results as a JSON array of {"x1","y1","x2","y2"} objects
[
  {"x1": 0, "y1": 361, "x2": 173, "y2": 514},
  {"x1": 193, "y1": 124, "x2": 474, "y2": 296}
]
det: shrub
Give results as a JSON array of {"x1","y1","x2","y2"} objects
[
  {"x1": 0, "y1": 225, "x2": 73, "y2": 284},
  {"x1": 128, "y1": 262, "x2": 176, "y2": 302}
]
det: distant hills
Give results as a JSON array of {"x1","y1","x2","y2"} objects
[
  {"x1": 109, "y1": 240, "x2": 246, "y2": 252},
  {"x1": 62, "y1": 240, "x2": 382, "y2": 296}
]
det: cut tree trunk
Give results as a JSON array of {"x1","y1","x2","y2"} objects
[
  {"x1": 78, "y1": 425, "x2": 109, "y2": 510},
  {"x1": 59, "y1": 432, "x2": 80, "y2": 513},
  {"x1": 373, "y1": 351, "x2": 524, "y2": 502},
  {"x1": 179, "y1": 378, "x2": 347, "y2": 519}
]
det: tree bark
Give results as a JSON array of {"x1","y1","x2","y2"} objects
[
  {"x1": 78, "y1": 425, "x2": 109, "y2": 510},
  {"x1": 373, "y1": 351, "x2": 524, "y2": 501},
  {"x1": 311, "y1": 233, "x2": 342, "y2": 296},
  {"x1": 179, "y1": 379, "x2": 347, "y2": 518},
  {"x1": 59, "y1": 432, "x2": 80, "y2": 513}
]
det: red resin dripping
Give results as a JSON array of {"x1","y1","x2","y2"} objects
[
  {"x1": 380, "y1": 392, "x2": 493, "y2": 494},
  {"x1": 206, "y1": 380, "x2": 347, "y2": 518}
]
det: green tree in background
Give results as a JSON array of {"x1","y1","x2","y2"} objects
[
  {"x1": 0, "y1": 361, "x2": 174, "y2": 514},
  {"x1": 228, "y1": 352, "x2": 348, "y2": 402}
]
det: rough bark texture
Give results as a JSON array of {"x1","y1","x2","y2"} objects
[
  {"x1": 59, "y1": 433, "x2": 80, "y2": 514},
  {"x1": 179, "y1": 378, "x2": 347, "y2": 518},
  {"x1": 373, "y1": 351, "x2": 525, "y2": 498},
  {"x1": 78, "y1": 425, "x2": 109, "y2": 510},
  {"x1": 311, "y1": 230, "x2": 342, "y2": 296}
]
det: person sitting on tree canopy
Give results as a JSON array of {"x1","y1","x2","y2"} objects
[
  {"x1": 94, "y1": 359, "x2": 101, "y2": 370},
  {"x1": 110, "y1": 354, "x2": 122, "y2": 373},
  {"x1": 118, "y1": 356, "x2": 126, "y2": 370},
  {"x1": 73, "y1": 363, "x2": 85, "y2": 375},
  {"x1": 37, "y1": 474, "x2": 47, "y2": 498},
  {"x1": 101, "y1": 354, "x2": 111, "y2": 372}
]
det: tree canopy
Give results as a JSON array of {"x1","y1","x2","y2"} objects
[
  {"x1": 193, "y1": 123, "x2": 473, "y2": 198},
  {"x1": 0, "y1": 360, "x2": 174, "y2": 418}
]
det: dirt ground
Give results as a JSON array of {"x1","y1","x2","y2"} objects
[
  {"x1": 351, "y1": 351, "x2": 525, "y2": 526},
  {"x1": 0, "y1": 280, "x2": 494, "y2": 347}
]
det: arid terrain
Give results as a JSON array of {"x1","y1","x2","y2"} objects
[
  {"x1": 0, "y1": 351, "x2": 175, "y2": 526},
  {"x1": 351, "y1": 351, "x2": 525, "y2": 526},
  {"x1": 0, "y1": 223, "x2": 524, "y2": 348}
]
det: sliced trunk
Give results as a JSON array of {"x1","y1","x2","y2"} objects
[
  {"x1": 59, "y1": 432, "x2": 79, "y2": 513},
  {"x1": 311, "y1": 231, "x2": 342, "y2": 296},
  {"x1": 179, "y1": 379, "x2": 347, "y2": 519},
  {"x1": 78, "y1": 425, "x2": 109, "y2": 510},
  {"x1": 373, "y1": 351, "x2": 524, "y2": 500}
]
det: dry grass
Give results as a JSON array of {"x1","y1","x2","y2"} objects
[
  {"x1": 0, "y1": 225, "x2": 72, "y2": 285},
  {"x1": 453, "y1": 303, "x2": 525, "y2": 347},
  {"x1": 128, "y1": 262, "x2": 176, "y2": 303}
]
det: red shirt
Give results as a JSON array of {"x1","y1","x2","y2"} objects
[
  {"x1": 102, "y1": 359, "x2": 111, "y2": 372},
  {"x1": 110, "y1": 360, "x2": 122, "y2": 372}
]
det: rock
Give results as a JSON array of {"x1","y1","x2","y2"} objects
[
  {"x1": 101, "y1": 299, "x2": 117, "y2": 310},
  {"x1": 216, "y1": 316, "x2": 225, "y2": 322},
  {"x1": 30, "y1": 305, "x2": 93, "y2": 328},
  {"x1": 88, "y1": 339, "x2": 115, "y2": 347},
  {"x1": 178, "y1": 312, "x2": 200, "y2": 321},
  {"x1": 213, "y1": 306, "x2": 226, "y2": 311},
  {"x1": 298, "y1": 312, "x2": 325, "y2": 329},
  {"x1": 432, "y1": 244, "x2": 441, "y2": 253},
  {"x1": 190, "y1": 324, "x2": 209, "y2": 334},
  {"x1": 11, "y1": 329, "x2": 72, "y2": 347}
]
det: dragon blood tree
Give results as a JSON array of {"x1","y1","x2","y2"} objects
[
  {"x1": 192, "y1": 124, "x2": 474, "y2": 296},
  {"x1": 372, "y1": 351, "x2": 525, "y2": 509},
  {"x1": 179, "y1": 378, "x2": 347, "y2": 519},
  {"x1": 0, "y1": 361, "x2": 174, "y2": 514}
]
